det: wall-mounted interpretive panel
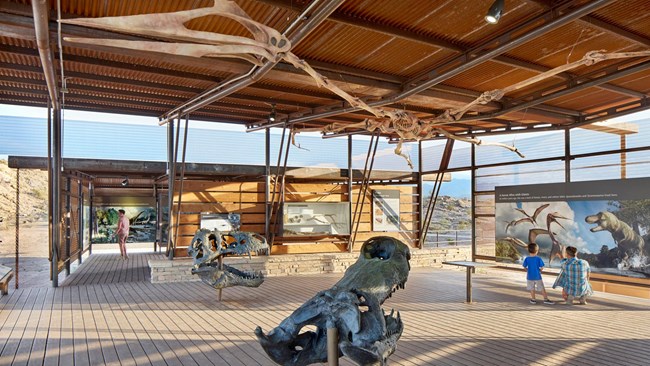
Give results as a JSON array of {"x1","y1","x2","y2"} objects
[
  {"x1": 200, "y1": 213, "x2": 241, "y2": 232},
  {"x1": 495, "y1": 177, "x2": 650, "y2": 278},
  {"x1": 372, "y1": 190, "x2": 401, "y2": 232},
  {"x1": 282, "y1": 202, "x2": 350, "y2": 236}
]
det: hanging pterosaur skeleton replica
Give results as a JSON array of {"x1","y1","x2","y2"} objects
[{"x1": 62, "y1": 0, "x2": 650, "y2": 169}]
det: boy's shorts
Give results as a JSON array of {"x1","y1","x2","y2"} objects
[{"x1": 527, "y1": 280, "x2": 545, "y2": 291}]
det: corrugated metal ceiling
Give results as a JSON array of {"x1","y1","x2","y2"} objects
[{"x1": 0, "y1": 0, "x2": 648, "y2": 137}]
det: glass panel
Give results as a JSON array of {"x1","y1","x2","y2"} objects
[
  {"x1": 475, "y1": 130, "x2": 565, "y2": 166},
  {"x1": 420, "y1": 139, "x2": 445, "y2": 172},
  {"x1": 475, "y1": 160, "x2": 565, "y2": 191},
  {"x1": 422, "y1": 171, "x2": 471, "y2": 248},
  {"x1": 571, "y1": 116, "x2": 650, "y2": 155},
  {"x1": 448, "y1": 141, "x2": 472, "y2": 169},
  {"x1": 475, "y1": 216, "x2": 495, "y2": 257},
  {"x1": 0, "y1": 116, "x2": 48, "y2": 157},
  {"x1": 571, "y1": 150, "x2": 650, "y2": 181}
]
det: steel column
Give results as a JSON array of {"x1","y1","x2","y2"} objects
[
  {"x1": 347, "y1": 135, "x2": 353, "y2": 252},
  {"x1": 350, "y1": 131, "x2": 380, "y2": 246},
  {"x1": 417, "y1": 141, "x2": 423, "y2": 249},
  {"x1": 14, "y1": 168, "x2": 19, "y2": 289},
  {"x1": 51, "y1": 108, "x2": 61, "y2": 287},
  {"x1": 172, "y1": 115, "x2": 190, "y2": 257},
  {"x1": 65, "y1": 177, "x2": 71, "y2": 275},
  {"x1": 471, "y1": 144, "x2": 476, "y2": 262},
  {"x1": 265, "y1": 128, "x2": 271, "y2": 243},
  {"x1": 621, "y1": 135, "x2": 627, "y2": 179},
  {"x1": 565, "y1": 128, "x2": 571, "y2": 183},
  {"x1": 88, "y1": 181, "x2": 93, "y2": 256},
  {"x1": 78, "y1": 179, "x2": 83, "y2": 264}
]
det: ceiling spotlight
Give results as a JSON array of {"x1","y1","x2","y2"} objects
[
  {"x1": 485, "y1": 0, "x2": 504, "y2": 24},
  {"x1": 268, "y1": 103, "x2": 276, "y2": 122},
  {"x1": 121, "y1": 177, "x2": 129, "y2": 187}
]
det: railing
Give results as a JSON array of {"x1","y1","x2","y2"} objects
[{"x1": 422, "y1": 229, "x2": 471, "y2": 248}]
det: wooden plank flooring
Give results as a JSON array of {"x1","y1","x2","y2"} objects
[{"x1": 1, "y1": 253, "x2": 650, "y2": 365}]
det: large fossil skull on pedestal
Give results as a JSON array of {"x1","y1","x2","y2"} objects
[
  {"x1": 255, "y1": 236, "x2": 411, "y2": 365},
  {"x1": 187, "y1": 228, "x2": 268, "y2": 289}
]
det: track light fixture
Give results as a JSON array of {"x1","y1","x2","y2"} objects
[
  {"x1": 268, "y1": 103, "x2": 276, "y2": 122},
  {"x1": 121, "y1": 177, "x2": 129, "y2": 187},
  {"x1": 485, "y1": 0, "x2": 504, "y2": 24}
]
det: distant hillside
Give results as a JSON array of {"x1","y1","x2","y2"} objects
[
  {"x1": 0, "y1": 159, "x2": 48, "y2": 228},
  {"x1": 425, "y1": 195, "x2": 472, "y2": 230}
]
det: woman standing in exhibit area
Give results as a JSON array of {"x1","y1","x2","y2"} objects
[
  {"x1": 554, "y1": 246, "x2": 592, "y2": 305},
  {"x1": 116, "y1": 209, "x2": 130, "y2": 260}
]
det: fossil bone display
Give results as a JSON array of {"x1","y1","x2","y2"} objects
[
  {"x1": 187, "y1": 228, "x2": 269, "y2": 289},
  {"x1": 62, "y1": 1, "x2": 650, "y2": 168},
  {"x1": 255, "y1": 236, "x2": 411, "y2": 365}
]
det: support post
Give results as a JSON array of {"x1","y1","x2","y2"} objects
[
  {"x1": 620, "y1": 135, "x2": 627, "y2": 179},
  {"x1": 466, "y1": 267, "x2": 473, "y2": 303},
  {"x1": 15, "y1": 168, "x2": 19, "y2": 289},
  {"x1": 347, "y1": 135, "x2": 353, "y2": 252},
  {"x1": 78, "y1": 179, "x2": 83, "y2": 264},
  {"x1": 65, "y1": 177, "x2": 71, "y2": 276},
  {"x1": 218, "y1": 256, "x2": 224, "y2": 301},
  {"x1": 265, "y1": 128, "x2": 271, "y2": 245},
  {"x1": 327, "y1": 327, "x2": 339, "y2": 366},
  {"x1": 564, "y1": 127, "x2": 571, "y2": 183},
  {"x1": 51, "y1": 108, "x2": 61, "y2": 288},
  {"x1": 88, "y1": 181, "x2": 93, "y2": 256},
  {"x1": 172, "y1": 114, "x2": 190, "y2": 256},
  {"x1": 471, "y1": 143, "x2": 476, "y2": 262},
  {"x1": 417, "y1": 141, "x2": 423, "y2": 249},
  {"x1": 167, "y1": 117, "x2": 177, "y2": 259}
]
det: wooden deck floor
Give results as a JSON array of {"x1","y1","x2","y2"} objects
[{"x1": 1, "y1": 253, "x2": 650, "y2": 365}]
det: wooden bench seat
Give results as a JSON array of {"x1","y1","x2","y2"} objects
[{"x1": 0, "y1": 265, "x2": 14, "y2": 295}]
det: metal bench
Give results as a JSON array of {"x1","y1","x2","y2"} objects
[{"x1": 0, "y1": 265, "x2": 14, "y2": 295}]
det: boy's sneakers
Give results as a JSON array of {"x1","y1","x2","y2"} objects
[
  {"x1": 543, "y1": 299, "x2": 555, "y2": 305},
  {"x1": 529, "y1": 299, "x2": 537, "y2": 304}
]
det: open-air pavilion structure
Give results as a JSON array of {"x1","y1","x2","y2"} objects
[{"x1": 1, "y1": 0, "x2": 650, "y2": 364}]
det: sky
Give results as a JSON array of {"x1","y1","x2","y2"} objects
[
  {"x1": 0, "y1": 104, "x2": 417, "y2": 170},
  {"x1": 1, "y1": 104, "x2": 649, "y2": 198}
]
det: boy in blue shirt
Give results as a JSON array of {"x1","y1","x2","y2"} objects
[{"x1": 523, "y1": 243, "x2": 554, "y2": 304}]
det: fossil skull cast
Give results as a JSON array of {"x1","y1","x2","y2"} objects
[
  {"x1": 187, "y1": 228, "x2": 268, "y2": 289},
  {"x1": 255, "y1": 236, "x2": 411, "y2": 365}
]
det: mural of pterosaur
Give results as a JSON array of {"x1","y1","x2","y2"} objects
[
  {"x1": 514, "y1": 203, "x2": 550, "y2": 225},
  {"x1": 528, "y1": 228, "x2": 549, "y2": 244},
  {"x1": 501, "y1": 236, "x2": 527, "y2": 251},
  {"x1": 546, "y1": 212, "x2": 569, "y2": 265},
  {"x1": 502, "y1": 228, "x2": 551, "y2": 261},
  {"x1": 504, "y1": 217, "x2": 535, "y2": 232}
]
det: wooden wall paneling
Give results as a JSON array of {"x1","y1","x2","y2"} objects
[
  {"x1": 171, "y1": 179, "x2": 421, "y2": 254},
  {"x1": 176, "y1": 181, "x2": 265, "y2": 192},
  {"x1": 177, "y1": 191, "x2": 266, "y2": 203}
]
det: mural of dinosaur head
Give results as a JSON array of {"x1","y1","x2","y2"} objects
[
  {"x1": 585, "y1": 211, "x2": 645, "y2": 258},
  {"x1": 255, "y1": 236, "x2": 410, "y2": 365},
  {"x1": 187, "y1": 228, "x2": 267, "y2": 289}
]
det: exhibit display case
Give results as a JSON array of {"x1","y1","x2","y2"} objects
[{"x1": 282, "y1": 202, "x2": 350, "y2": 236}]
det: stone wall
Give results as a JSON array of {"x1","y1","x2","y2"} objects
[{"x1": 149, "y1": 246, "x2": 471, "y2": 283}]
